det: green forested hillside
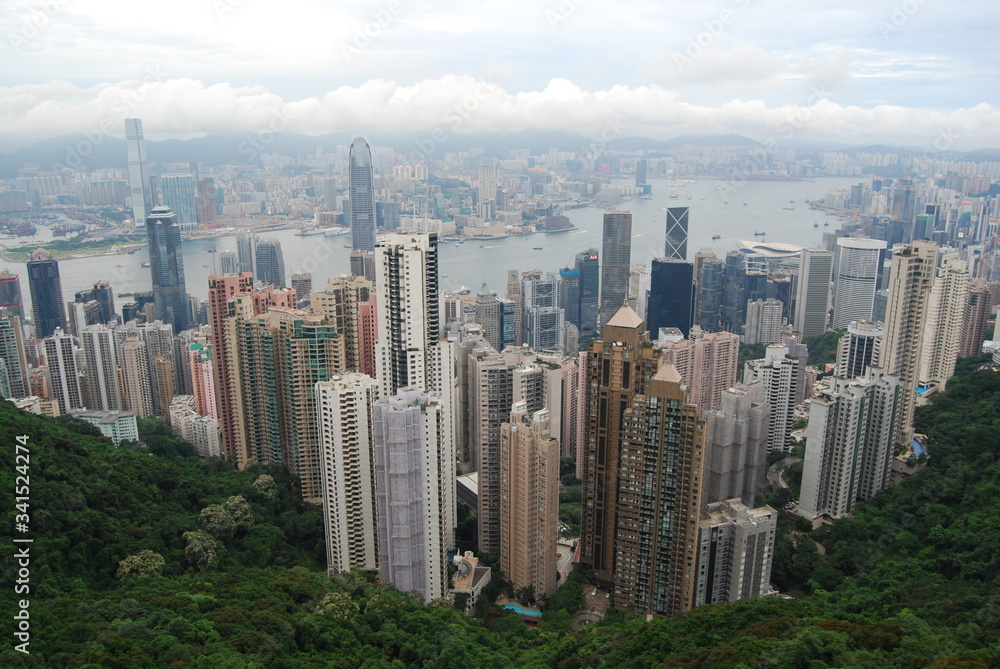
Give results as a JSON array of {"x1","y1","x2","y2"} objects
[{"x1": 2, "y1": 357, "x2": 1000, "y2": 667}]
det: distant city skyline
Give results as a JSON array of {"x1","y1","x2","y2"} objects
[{"x1": 0, "y1": 2, "x2": 996, "y2": 150}]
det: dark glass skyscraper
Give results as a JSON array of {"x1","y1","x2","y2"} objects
[
  {"x1": 698, "y1": 257, "x2": 725, "y2": 331},
  {"x1": 349, "y1": 136, "x2": 376, "y2": 252},
  {"x1": 665, "y1": 207, "x2": 689, "y2": 260},
  {"x1": 599, "y1": 212, "x2": 632, "y2": 328},
  {"x1": 146, "y1": 206, "x2": 190, "y2": 333},
  {"x1": 575, "y1": 249, "x2": 600, "y2": 336},
  {"x1": 255, "y1": 239, "x2": 287, "y2": 288},
  {"x1": 0, "y1": 269, "x2": 24, "y2": 320},
  {"x1": 26, "y1": 248, "x2": 66, "y2": 338},
  {"x1": 647, "y1": 258, "x2": 696, "y2": 338}
]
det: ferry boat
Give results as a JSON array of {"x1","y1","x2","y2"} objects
[{"x1": 712, "y1": 234, "x2": 721, "y2": 240}]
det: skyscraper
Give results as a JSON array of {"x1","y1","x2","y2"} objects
[
  {"x1": 878, "y1": 241, "x2": 937, "y2": 442},
  {"x1": 80, "y1": 324, "x2": 122, "y2": 411},
  {"x1": 290, "y1": 273, "x2": 312, "y2": 304},
  {"x1": 146, "y1": 206, "x2": 190, "y2": 333},
  {"x1": 316, "y1": 372, "x2": 380, "y2": 574},
  {"x1": 743, "y1": 298, "x2": 784, "y2": 345},
  {"x1": 743, "y1": 344, "x2": 800, "y2": 453},
  {"x1": 500, "y1": 403, "x2": 559, "y2": 598},
  {"x1": 125, "y1": 118, "x2": 152, "y2": 226},
  {"x1": 160, "y1": 174, "x2": 198, "y2": 227},
  {"x1": 0, "y1": 310, "x2": 29, "y2": 399},
  {"x1": 120, "y1": 336, "x2": 154, "y2": 418},
  {"x1": 236, "y1": 232, "x2": 256, "y2": 275},
  {"x1": 694, "y1": 500, "x2": 776, "y2": 607},
  {"x1": 599, "y1": 211, "x2": 632, "y2": 328},
  {"x1": 697, "y1": 257, "x2": 725, "y2": 331},
  {"x1": 575, "y1": 249, "x2": 600, "y2": 336},
  {"x1": 798, "y1": 369, "x2": 901, "y2": 520},
  {"x1": 659, "y1": 328, "x2": 741, "y2": 415},
  {"x1": 837, "y1": 320, "x2": 882, "y2": 379},
  {"x1": 27, "y1": 248, "x2": 66, "y2": 338},
  {"x1": 310, "y1": 275, "x2": 375, "y2": 377},
  {"x1": 918, "y1": 257, "x2": 968, "y2": 391},
  {"x1": 832, "y1": 238, "x2": 886, "y2": 330},
  {"x1": 255, "y1": 238, "x2": 286, "y2": 288},
  {"x1": 0, "y1": 270, "x2": 24, "y2": 320},
  {"x1": 43, "y1": 328, "x2": 82, "y2": 415},
  {"x1": 349, "y1": 136, "x2": 376, "y2": 252},
  {"x1": 959, "y1": 279, "x2": 993, "y2": 358},
  {"x1": 647, "y1": 258, "x2": 696, "y2": 338},
  {"x1": 665, "y1": 207, "x2": 689, "y2": 261},
  {"x1": 703, "y1": 383, "x2": 769, "y2": 507},
  {"x1": 794, "y1": 249, "x2": 834, "y2": 338}
]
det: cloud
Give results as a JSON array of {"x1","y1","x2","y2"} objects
[
  {"x1": 642, "y1": 45, "x2": 783, "y2": 86},
  {"x1": 0, "y1": 77, "x2": 997, "y2": 151}
]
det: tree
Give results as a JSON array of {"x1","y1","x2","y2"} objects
[
  {"x1": 200, "y1": 504, "x2": 236, "y2": 538},
  {"x1": 184, "y1": 530, "x2": 219, "y2": 571},
  {"x1": 116, "y1": 550, "x2": 165, "y2": 578},
  {"x1": 252, "y1": 474, "x2": 277, "y2": 499}
]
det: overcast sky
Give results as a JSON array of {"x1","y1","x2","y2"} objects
[{"x1": 1, "y1": 0, "x2": 997, "y2": 150}]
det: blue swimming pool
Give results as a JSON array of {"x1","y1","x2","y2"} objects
[{"x1": 502, "y1": 602, "x2": 542, "y2": 618}]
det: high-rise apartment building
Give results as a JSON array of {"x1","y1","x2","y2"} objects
[
  {"x1": 0, "y1": 311, "x2": 29, "y2": 399},
  {"x1": 832, "y1": 238, "x2": 887, "y2": 330},
  {"x1": 196, "y1": 177, "x2": 217, "y2": 225},
  {"x1": 794, "y1": 249, "x2": 834, "y2": 338},
  {"x1": 743, "y1": 344, "x2": 800, "y2": 453},
  {"x1": 316, "y1": 373, "x2": 380, "y2": 574},
  {"x1": 798, "y1": 369, "x2": 901, "y2": 520},
  {"x1": 290, "y1": 273, "x2": 312, "y2": 304},
  {"x1": 878, "y1": 241, "x2": 938, "y2": 442},
  {"x1": 743, "y1": 298, "x2": 784, "y2": 345},
  {"x1": 349, "y1": 136, "x2": 376, "y2": 252},
  {"x1": 613, "y1": 363, "x2": 705, "y2": 616},
  {"x1": 665, "y1": 207, "x2": 689, "y2": 261},
  {"x1": 44, "y1": 328, "x2": 82, "y2": 415},
  {"x1": 120, "y1": 336, "x2": 154, "y2": 419},
  {"x1": 310, "y1": 275, "x2": 376, "y2": 375},
  {"x1": 694, "y1": 500, "x2": 776, "y2": 607},
  {"x1": 80, "y1": 324, "x2": 122, "y2": 411},
  {"x1": 500, "y1": 403, "x2": 559, "y2": 598},
  {"x1": 255, "y1": 238, "x2": 286, "y2": 288},
  {"x1": 125, "y1": 118, "x2": 152, "y2": 226},
  {"x1": 837, "y1": 320, "x2": 882, "y2": 379},
  {"x1": 599, "y1": 211, "x2": 632, "y2": 328},
  {"x1": 27, "y1": 248, "x2": 66, "y2": 338},
  {"x1": 658, "y1": 328, "x2": 740, "y2": 415},
  {"x1": 918, "y1": 258, "x2": 969, "y2": 391},
  {"x1": 373, "y1": 387, "x2": 455, "y2": 603},
  {"x1": 702, "y1": 383, "x2": 769, "y2": 508},
  {"x1": 581, "y1": 304, "x2": 662, "y2": 583},
  {"x1": 959, "y1": 279, "x2": 993, "y2": 357},
  {"x1": 146, "y1": 206, "x2": 190, "y2": 333}
]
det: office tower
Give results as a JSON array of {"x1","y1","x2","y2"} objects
[
  {"x1": 349, "y1": 250, "x2": 377, "y2": 284},
  {"x1": 377, "y1": 201, "x2": 401, "y2": 230},
  {"x1": 316, "y1": 373, "x2": 380, "y2": 574},
  {"x1": 659, "y1": 328, "x2": 740, "y2": 415},
  {"x1": 236, "y1": 232, "x2": 256, "y2": 275},
  {"x1": 291, "y1": 273, "x2": 312, "y2": 304},
  {"x1": 575, "y1": 249, "x2": 600, "y2": 336},
  {"x1": 160, "y1": 174, "x2": 198, "y2": 227},
  {"x1": 798, "y1": 369, "x2": 901, "y2": 520},
  {"x1": 559, "y1": 267, "x2": 581, "y2": 332},
  {"x1": 599, "y1": 211, "x2": 632, "y2": 328},
  {"x1": 692, "y1": 249, "x2": 716, "y2": 316},
  {"x1": 891, "y1": 175, "x2": 917, "y2": 226},
  {"x1": 373, "y1": 387, "x2": 455, "y2": 603},
  {"x1": 743, "y1": 299, "x2": 783, "y2": 345},
  {"x1": 743, "y1": 345, "x2": 800, "y2": 453},
  {"x1": 120, "y1": 336, "x2": 154, "y2": 418},
  {"x1": 581, "y1": 304, "x2": 662, "y2": 583},
  {"x1": 219, "y1": 251, "x2": 238, "y2": 275},
  {"x1": 793, "y1": 249, "x2": 834, "y2": 338},
  {"x1": 647, "y1": 258, "x2": 696, "y2": 338},
  {"x1": 90, "y1": 280, "x2": 116, "y2": 325},
  {"x1": 473, "y1": 285, "x2": 504, "y2": 352},
  {"x1": 918, "y1": 258, "x2": 968, "y2": 391},
  {"x1": 505, "y1": 269, "x2": 523, "y2": 344},
  {"x1": 878, "y1": 241, "x2": 937, "y2": 442},
  {"x1": 196, "y1": 177, "x2": 217, "y2": 225},
  {"x1": 698, "y1": 257, "x2": 725, "y2": 331},
  {"x1": 310, "y1": 275, "x2": 376, "y2": 376},
  {"x1": 0, "y1": 311, "x2": 29, "y2": 399},
  {"x1": 521, "y1": 271, "x2": 565, "y2": 353},
  {"x1": 694, "y1": 500, "x2": 777, "y2": 607},
  {"x1": 146, "y1": 206, "x2": 190, "y2": 333},
  {"x1": 913, "y1": 213, "x2": 934, "y2": 242},
  {"x1": 703, "y1": 383, "x2": 769, "y2": 507},
  {"x1": 630, "y1": 265, "x2": 651, "y2": 322},
  {"x1": 255, "y1": 238, "x2": 286, "y2": 288},
  {"x1": 634, "y1": 158, "x2": 647, "y2": 187},
  {"x1": 80, "y1": 324, "x2": 122, "y2": 411},
  {"x1": 613, "y1": 363, "x2": 706, "y2": 616},
  {"x1": 720, "y1": 252, "x2": 747, "y2": 334},
  {"x1": 959, "y1": 279, "x2": 993, "y2": 357},
  {"x1": 768, "y1": 274, "x2": 794, "y2": 323},
  {"x1": 0, "y1": 270, "x2": 25, "y2": 320},
  {"x1": 665, "y1": 207, "x2": 689, "y2": 260},
  {"x1": 27, "y1": 248, "x2": 66, "y2": 338},
  {"x1": 349, "y1": 136, "x2": 376, "y2": 252},
  {"x1": 125, "y1": 118, "x2": 152, "y2": 226},
  {"x1": 500, "y1": 403, "x2": 559, "y2": 598},
  {"x1": 837, "y1": 320, "x2": 882, "y2": 379},
  {"x1": 121, "y1": 292, "x2": 155, "y2": 325},
  {"x1": 832, "y1": 238, "x2": 886, "y2": 330},
  {"x1": 478, "y1": 163, "x2": 498, "y2": 213},
  {"x1": 187, "y1": 342, "x2": 217, "y2": 419},
  {"x1": 241, "y1": 309, "x2": 344, "y2": 503}
]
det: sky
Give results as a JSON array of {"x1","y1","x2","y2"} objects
[{"x1": 1, "y1": 0, "x2": 998, "y2": 151}]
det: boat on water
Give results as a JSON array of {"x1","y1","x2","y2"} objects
[
  {"x1": 753, "y1": 230, "x2": 766, "y2": 236},
  {"x1": 714, "y1": 185, "x2": 726, "y2": 190},
  {"x1": 140, "y1": 261, "x2": 150, "y2": 267},
  {"x1": 323, "y1": 227, "x2": 350, "y2": 236},
  {"x1": 712, "y1": 234, "x2": 721, "y2": 240},
  {"x1": 117, "y1": 292, "x2": 133, "y2": 297},
  {"x1": 296, "y1": 228, "x2": 326, "y2": 236},
  {"x1": 783, "y1": 206, "x2": 795, "y2": 210},
  {"x1": 533, "y1": 247, "x2": 543, "y2": 250},
  {"x1": 813, "y1": 223, "x2": 819, "y2": 228}
]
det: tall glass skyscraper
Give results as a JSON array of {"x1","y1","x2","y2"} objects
[
  {"x1": 647, "y1": 258, "x2": 696, "y2": 338},
  {"x1": 160, "y1": 174, "x2": 198, "y2": 227},
  {"x1": 146, "y1": 206, "x2": 189, "y2": 333},
  {"x1": 255, "y1": 239, "x2": 286, "y2": 288},
  {"x1": 665, "y1": 207, "x2": 689, "y2": 260},
  {"x1": 26, "y1": 248, "x2": 66, "y2": 338},
  {"x1": 575, "y1": 249, "x2": 600, "y2": 336},
  {"x1": 125, "y1": 118, "x2": 152, "y2": 226},
  {"x1": 349, "y1": 136, "x2": 376, "y2": 252},
  {"x1": 599, "y1": 211, "x2": 632, "y2": 328}
]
